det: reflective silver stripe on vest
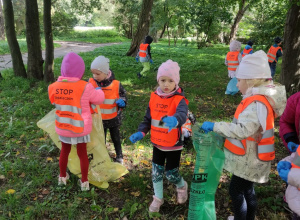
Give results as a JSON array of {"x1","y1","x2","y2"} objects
[
  {"x1": 55, "y1": 115, "x2": 84, "y2": 127},
  {"x1": 293, "y1": 153, "x2": 300, "y2": 167},
  {"x1": 261, "y1": 128, "x2": 274, "y2": 139},
  {"x1": 258, "y1": 144, "x2": 274, "y2": 154},
  {"x1": 103, "y1": 99, "x2": 116, "y2": 105},
  {"x1": 151, "y1": 119, "x2": 177, "y2": 130},
  {"x1": 232, "y1": 118, "x2": 238, "y2": 123},
  {"x1": 267, "y1": 53, "x2": 276, "y2": 58},
  {"x1": 226, "y1": 138, "x2": 245, "y2": 151},
  {"x1": 228, "y1": 61, "x2": 239, "y2": 63},
  {"x1": 228, "y1": 65, "x2": 238, "y2": 68},
  {"x1": 91, "y1": 104, "x2": 97, "y2": 110},
  {"x1": 101, "y1": 107, "x2": 117, "y2": 114},
  {"x1": 55, "y1": 104, "x2": 82, "y2": 114},
  {"x1": 140, "y1": 50, "x2": 147, "y2": 53}
]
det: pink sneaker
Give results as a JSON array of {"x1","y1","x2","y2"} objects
[
  {"x1": 177, "y1": 181, "x2": 188, "y2": 204},
  {"x1": 58, "y1": 173, "x2": 69, "y2": 185},
  {"x1": 149, "y1": 196, "x2": 164, "y2": 213}
]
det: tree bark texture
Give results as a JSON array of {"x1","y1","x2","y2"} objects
[
  {"x1": 43, "y1": 0, "x2": 54, "y2": 82},
  {"x1": 3, "y1": 0, "x2": 26, "y2": 77},
  {"x1": 25, "y1": 0, "x2": 43, "y2": 79},
  {"x1": 126, "y1": 0, "x2": 154, "y2": 56},
  {"x1": 228, "y1": 0, "x2": 250, "y2": 43},
  {"x1": 280, "y1": 3, "x2": 300, "y2": 95},
  {"x1": 0, "y1": 0, "x2": 5, "y2": 40}
]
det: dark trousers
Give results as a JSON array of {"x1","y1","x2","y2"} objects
[
  {"x1": 152, "y1": 147, "x2": 182, "y2": 171},
  {"x1": 104, "y1": 126, "x2": 123, "y2": 158},
  {"x1": 229, "y1": 175, "x2": 257, "y2": 220},
  {"x1": 269, "y1": 62, "x2": 277, "y2": 78}
]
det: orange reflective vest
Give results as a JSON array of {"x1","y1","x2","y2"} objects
[
  {"x1": 226, "y1": 51, "x2": 240, "y2": 71},
  {"x1": 149, "y1": 92, "x2": 188, "y2": 147},
  {"x1": 139, "y1": 44, "x2": 149, "y2": 58},
  {"x1": 224, "y1": 95, "x2": 275, "y2": 161},
  {"x1": 182, "y1": 118, "x2": 192, "y2": 133},
  {"x1": 242, "y1": 48, "x2": 253, "y2": 57},
  {"x1": 267, "y1": 46, "x2": 282, "y2": 63},
  {"x1": 292, "y1": 146, "x2": 300, "y2": 169},
  {"x1": 88, "y1": 78, "x2": 120, "y2": 120},
  {"x1": 48, "y1": 80, "x2": 88, "y2": 134}
]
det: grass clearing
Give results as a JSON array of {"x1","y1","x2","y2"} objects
[{"x1": 0, "y1": 41, "x2": 290, "y2": 219}]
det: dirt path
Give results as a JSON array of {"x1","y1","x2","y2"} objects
[{"x1": 0, "y1": 41, "x2": 122, "y2": 72}]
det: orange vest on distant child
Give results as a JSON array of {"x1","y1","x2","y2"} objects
[
  {"x1": 88, "y1": 78, "x2": 120, "y2": 120},
  {"x1": 267, "y1": 46, "x2": 282, "y2": 63},
  {"x1": 226, "y1": 51, "x2": 240, "y2": 71},
  {"x1": 149, "y1": 92, "x2": 189, "y2": 147},
  {"x1": 48, "y1": 80, "x2": 88, "y2": 134},
  {"x1": 224, "y1": 95, "x2": 275, "y2": 161},
  {"x1": 292, "y1": 146, "x2": 300, "y2": 169},
  {"x1": 139, "y1": 43, "x2": 149, "y2": 58},
  {"x1": 242, "y1": 48, "x2": 253, "y2": 57}
]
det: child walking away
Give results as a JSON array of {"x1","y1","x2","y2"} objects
[
  {"x1": 241, "y1": 41, "x2": 254, "y2": 58},
  {"x1": 201, "y1": 50, "x2": 286, "y2": 220},
  {"x1": 89, "y1": 56, "x2": 127, "y2": 164},
  {"x1": 48, "y1": 52, "x2": 105, "y2": 191},
  {"x1": 129, "y1": 60, "x2": 189, "y2": 213},
  {"x1": 277, "y1": 145, "x2": 300, "y2": 220},
  {"x1": 267, "y1": 37, "x2": 283, "y2": 78},
  {"x1": 135, "y1": 35, "x2": 153, "y2": 78},
  {"x1": 225, "y1": 40, "x2": 242, "y2": 78}
]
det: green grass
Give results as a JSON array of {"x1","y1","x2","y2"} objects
[{"x1": 0, "y1": 42, "x2": 291, "y2": 219}]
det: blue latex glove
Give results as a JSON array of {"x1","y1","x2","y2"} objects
[
  {"x1": 96, "y1": 87, "x2": 102, "y2": 90},
  {"x1": 278, "y1": 168, "x2": 290, "y2": 182},
  {"x1": 287, "y1": 142, "x2": 299, "y2": 153},
  {"x1": 135, "y1": 57, "x2": 139, "y2": 62},
  {"x1": 201, "y1": 121, "x2": 215, "y2": 133},
  {"x1": 162, "y1": 116, "x2": 177, "y2": 132},
  {"x1": 150, "y1": 59, "x2": 153, "y2": 64},
  {"x1": 277, "y1": 161, "x2": 292, "y2": 172},
  {"x1": 116, "y1": 99, "x2": 126, "y2": 108},
  {"x1": 129, "y1": 132, "x2": 144, "y2": 143}
]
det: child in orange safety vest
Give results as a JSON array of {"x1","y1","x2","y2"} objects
[
  {"x1": 201, "y1": 50, "x2": 287, "y2": 220},
  {"x1": 89, "y1": 56, "x2": 127, "y2": 165},
  {"x1": 225, "y1": 40, "x2": 242, "y2": 78},
  {"x1": 267, "y1": 36, "x2": 283, "y2": 79},
  {"x1": 48, "y1": 52, "x2": 105, "y2": 191},
  {"x1": 241, "y1": 40, "x2": 254, "y2": 58},
  {"x1": 129, "y1": 60, "x2": 189, "y2": 213},
  {"x1": 135, "y1": 35, "x2": 153, "y2": 78}
]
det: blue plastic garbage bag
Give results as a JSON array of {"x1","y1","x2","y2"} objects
[{"x1": 225, "y1": 77, "x2": 239, "y2": 95}]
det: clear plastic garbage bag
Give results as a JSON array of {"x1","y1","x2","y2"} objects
[
  {"x1": 188, "y1": 124, "x2": 225, "y2": 220},
  {"x1": 225, "y1": 77, "x2": 239, "y2": 95},
  {"x1": 37, "y1": 107, "x2": 128, "y2": 189}
]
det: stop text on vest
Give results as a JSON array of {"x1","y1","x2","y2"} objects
[
  {"x1": 156, "y1": 103, "x2": 168, "y2": 109},
  {"x1": 56, "y1": 89, "x2": 73, "y2": 95}
]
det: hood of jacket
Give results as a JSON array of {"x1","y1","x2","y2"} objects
[
  {"x1": 144, "y1": 35, "x2": 153, "y2": 44},
  {"x1": 244, "y1": 83, "x2": 287, "y2": 118}
]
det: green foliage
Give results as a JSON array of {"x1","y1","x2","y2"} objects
[{"x1": 51, "y1": 11, "x2": 78, "y2": 34}]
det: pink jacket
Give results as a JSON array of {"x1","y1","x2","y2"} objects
[{"x1": 279, "y1": 92, "x2": 300, "y2": 152}]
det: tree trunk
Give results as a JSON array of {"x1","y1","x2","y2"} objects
[
  {"x1": 160, "y1": 23, "x2": 167, "y2": 39},
  {"x1": 3, "y1": 0, "x2": 26, "y2": 77},
  {"x1": 25, "y1": 0, "x2": 43, "y2": 79},
  {"x1": 228, "y1": 1, "x2": 250, "y2": 43},
  {"x1": 0, "y1": 0, "x2": 5, "y2": 40},
  {"x1": 43, "y1": 0, "x2": 54, "y2": 82},
  {"x1": 279, "y1": 3, "x2": 300, "y2": 95},
  {"x1": 126, "y1": 0, "x2": 154, "y2": 56}
]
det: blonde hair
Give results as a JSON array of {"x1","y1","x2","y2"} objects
[{"x1": 245, "y1": 78, "x2": 271, "y2": 89}]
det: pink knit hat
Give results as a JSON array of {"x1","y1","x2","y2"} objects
[
  {"x1": 157, "y1": 60, "x2": 180, "y2": 85},
  {"x1": 61, "y1": 52, "x2": 85, "y2": 78}
]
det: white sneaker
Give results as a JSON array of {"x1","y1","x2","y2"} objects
[
  {"x1": 78, "y1": 179, "x2": 90, "y2": 191},
  {"x1": 227, "y1": 216, "x2": 234, "y2": 220},
  {"x1": 58, "y1": 173, "x2": 69, "y2": 185},
  {"x1": 149, "y1": 196, "x2": 164, "y2": 213},
  {"x1": 177, "y1": 181, "x2": 188, "y2": 204}
]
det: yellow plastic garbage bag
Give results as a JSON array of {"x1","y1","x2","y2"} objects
[{"x1": 37, "y1": 108, "x2": 128, "y2": 189}]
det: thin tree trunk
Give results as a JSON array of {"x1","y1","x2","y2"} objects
[
  {"x1": 43, "y1": 0, "x2": 54, "y2": 82},
  {"x1": 160, "y1": 22, "x2": 167, "y2": 39},
  {"x1": 228, "y1": 1, "x2": 250, "y2": 43},
  {"x1": 25, "y1": 0, "x2": 43, "y2": 79},
  {"x1": 0, "y1": 0, "x2": 5, "y2": 40},
  {"x1": 126, "y1": 0, "x2": 154, "y2": 56},
  {"x1": 3, "y1": 0, "x2": 26, "y2": 77},
  {"x1": 279, "y1": 3, "x2": 300, "y2": 94}
]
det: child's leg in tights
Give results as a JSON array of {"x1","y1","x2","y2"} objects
[
  {"x1": 152, "y1": 147, "x2": 166, "y2": 199},
  {"x1": 164, "y1": 150, "x2": 185, "y2": 188},
  {"x1": 229, "y1": 175, "x2": 257, "y2": 220},
  {"x1": 76, "y1": 143, "x2": 89, "y2": 182},
  {"x1": 109, "y1": 126, "x2": 123, "y2": 159},
  {"x1": 59, "y1": 142, "x2": 72, "y2": 177}
]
